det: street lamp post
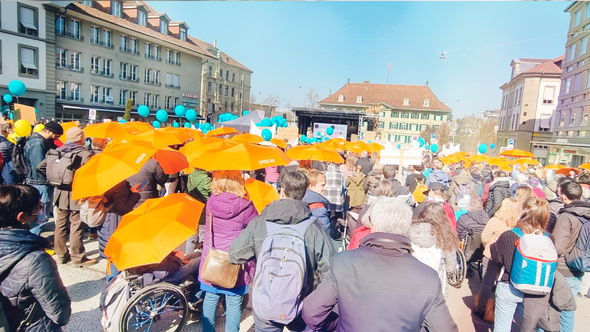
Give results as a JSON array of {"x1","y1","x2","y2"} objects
[{"x1": 299, "y1": 86, "x2": 302, "y2": 107}]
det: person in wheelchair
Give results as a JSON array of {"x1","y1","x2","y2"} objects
[{"x1": 457, "y1": 199, "x2": 489, "y2": 278}]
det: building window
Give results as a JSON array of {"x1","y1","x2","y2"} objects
[
  {"x1": 90, "y1": 85, "x2": 99, "y2": 103},
  {"x1": 111, "y1": 1, "x2": 122, "y2": 17},
  {"x1": 120, "y1": 62, "x2": 128, "y2": 79},
  {"x1": 179, "y1": 28, "x2": 187, "y2": 41},
  {"x1": 153, "y1": 45, "x2": 160, "y2": 60},
  {"x1": 80, "y1": 1, "x2": 93, "y2": 6},
  {"x1": 102, "y1": 87, "x2": 112, "y2": 103},
  {"x1": 220, "y1": 69, "x2": 223, "y2": 78},
  {"x1": 173, "y1": 74, "x2": 179, "y2": 88},
  {"x1": 119, "y1": 89, "x2": 127, "y2": 105},
  {"x1": 356, "y1": 96, "x2": 362, "y2": 103},
  {"x1": 401, "y1": 113, "x2": 409, "y2": 119},
  {"x1": 208, "y1": 66, "x2": 213, "y2": 77},
  {"x1": 411, "y1": 124, "x2": 418, "y2": 131},
  {"x1": 130, "y1": 65, "x2": 137, "y2": 81},
  {"x1": 403, "y1": 98, "x2": 409, "y2": 106},
  {"x1": 543, "y1": 86, "x2": 555, "y2": 104},
  {"x1": 231, "y1": 87, "x2": 235, "y2": 97},
  {"x1": 166, "y1": 49, "x2": 172, "y2": 63},
  {"x1": 423, "y1": 99, "x2": 430, "y2": 107},
  {"x1": 120, "y1": 35, "x2": 127, "y2": 51},
  {"x1": 145, "y1": 68, "x2": 151, "y2": 83},
  {"x1": 56, "y1": 48, "x2": 67, "y2": 68},
  {"x1": 400, "y1": 123, "x2": 407, "y2": 130},
  {"x1": 392, "y1": 112, "x2": 399, "y2": 118},
  {"x1": 571, "y1": 108, "x2": 578, "y2": 126},
  {"x1": 165, "y1": 73, "x2": 171, "y2": 86},
  {"x1": 103, "y1": 59, "x2": 111, "y2": 76},
  {"x1": 18, "y1": 45, "x2": 38, "y2": 78},
  {"x1": 575, "y1": 10, "x2": 581, "y2": 27},
  {"x1": 91, "y1": 56, "x2": 100, "y2": 74},
  {"x1": 70, "y1": 19, "x2": 80, "y2": 39},
  {"x1": 56, "y1": 16, "x2": 66, "y2": 34},
  {"x1": 173, "y1": 52, "x2": 180, "y2": 66},
  {"x1": 232, "y1": 73, "x2": 235, "y2": 82},
  {"x1": 160, "y1": 19, "x2": 168, "y2": 34},
  {"x1": 389, "y1": 122, "x2": 397, "y2": 130},
  {"x1": 575, "y1": 73, "x2": 583, "y2": 92},
  {"x1": 207, "y1": 82, "x2": 212, "y2": 93},
  {"x1": 71, "y1": 83, "x2": 81, "y2": 101},
  {"x1": 338, "y1": 95, "x2": 344, "y2": 102},
  {"x1": 70, "y1": 51, "x2": 81, "y2": 71},
  {"x1": 219, "y1": 84, "x2": 223, "y2": 95},
  {"x1": 130, "y1": 91, "x2": 137, "y2": 106},
  {"x1": 137, "y1": 10, "x2": 147, "y2": 26},
  {"x1": 18, "y1": 4, "x2": 38, "y2": 36},
  {"x1": 421, "y1": 113, "x2": 429, "y2": 120},
  {"x1": 154, "y1": 95, "x2": 159, "y2": 108},
  {"x1": 581, "y1": 37, "x2": 588, "y2": 56},
  {"x1": 145, "y1": 43, "x2": 151, "y2": 58},
  {"x1": 411, "y1": 113, "x2": 419, "y2": 119},
  {"x1": 130, "y1": 38, "x2": 138, "y2": 54},
  {"x1": 225, "y1": 86, "x2": 229, "y2": 96},
  {"x1": 56, "y1": 80, "x2": 67, "y2": 99},
  {"x1": 225, "y1": 71, "x2": 229, "y2": 81},
  {"x1": 568, "y1": 44, "x2": 577, "y2": 62},
  {"x1": 144, "y1": 93, "x2": 151, "y2": 107},
  {"x1": 102, "y1": 29, "x2": 112, "y2": 47},
  {"x1": 564, "y1": 77, "x2": 572, "y2": 94},
  {"x1": 91, "y1": 26, "x2": 100, "y2": 44},
  {"x1": 155, "y1": 71, "x2": 160, "y2": 84},
  {"x1": 165, "y1": 96, "x2": 172, "y2": 109}
]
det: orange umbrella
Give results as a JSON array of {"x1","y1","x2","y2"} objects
[
  {"x1": 344, "y1": 141, "x2": 362, "y2": 153},
  {"x1": 104, "y1": 193, "x2": 204, "y2": 271},
  {"x1": 286, "y1": 145, "x2": 344, "y2": 164},
  {"x1": 486, "y1": 157, "x2": 513, "y2": 171},
  {"x1": 245, "y1": 178, "x2": 280, "y2": 213},
  {"x1": 180, "y1": 138, "x2": 238, "y2": 168},
  {"x1": 59, "y1": 122, "x2": 79, "y2": 143},
  {"x1": 127, "y1": 129, "x2": 190, "y2": 148},
  {"x1": 513, "y1": 158, "x2": 540, "y2": 165},
  {"x1": 232, "y1": 133, "x2": 265, "y2": 144},
  {"x1": 83, "y1": 122, "x2": 127, "y2": 139},
  {"x1": 556, "y1": 167, "x2": 580, "y2": 176},
  {"x1": 191, "y1": 143, "x2": 292, "y2": 171},
  {"x1": 160, "y1": 127, "x2": 204, "y2": 140},
  {"x1": 270, "y1": 138, "x2": 287, "y2": 149},
  {"x1": 121, "y1": 121, "x2": 153, "y2": 134},
  {"x1": 499, "y1": 149, "x2": 535, "y2": 158},
  {"x1": 469, "y1": 155, "x2": 489, "y2": 163},
  {"x1": 545, "y1": 164, "x2": 567, "y2": 170},
  {"x1": 354, "y1": 141, "x2": 374, "y2": 152},
  {"x1": 578, "y1": 163, "x2": 590, "y2": 170},
  {"x1": 206, "y1": 127, "x2": 238, "y2": 137},
  {"x1": 317, "y1": 140, "x2": 346, "y2": 152},
  {"x1": 368, "y1": 142, "x2": 385, "y2": 152},
  {"x1": 72, "y1": 140, "x2": 158, "y2": 200},
  {"x1": 153, "y1": 149, "x2": 189, "y2": 174}
]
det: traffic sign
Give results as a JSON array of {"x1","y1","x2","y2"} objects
[
  {"x1": 431, "y1": 134, "x2": 436, "y2": 139},
  {"x1": 508, "y1": 139, "x2": 515, "y2": 145},
  {"x1": 88, "y1": 109, "x2": 97, "y2": 120}
]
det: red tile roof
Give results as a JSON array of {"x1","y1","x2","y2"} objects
[
  {"x1": 319, "y1": 83, "x2": 452, "y2": 112},
  {"x1": 518, "y1": 58, "x2": 552, "y2": 63},
  {"x1": 522, "y1": 56, "x2": 564, "y2": 75}
]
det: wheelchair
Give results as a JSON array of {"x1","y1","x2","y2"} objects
[
  {"x1": 460, "y1": 229, "x2": 485, "y2": 280},
  {"x1": 447, "y1": 248, "x2": 467, "y2": 288},
  {"x1": 335, "y1": 210, "x2": 361, "y2": 251}
]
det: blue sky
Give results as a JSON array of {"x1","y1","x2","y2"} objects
[{"x1": 153, "y1": 1, "x2": 571, "y2": 118}]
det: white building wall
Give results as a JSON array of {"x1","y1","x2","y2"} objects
[{"x1": 534, "y1": 79, "x2": 561, "y2": 131}]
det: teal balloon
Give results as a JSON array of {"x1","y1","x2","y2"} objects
[
  {"x1": 152, "y1": 120, "x2": 161, "y2": 128},
  {"x1": 368, "y1": 141, "x2": 372, "y2": 143},
  {"x1": 282, "y1": 123, "x2": 288, "y2": 127},
  {"x1": 324, "y1": 137, "x2": 329, "y2": 142},
  {"x1": 425, "y1": 144, "x2": 430, "y2": 150},
  {"x1": 3, "y1": 94, "x2": 12, "y2": 103},
  {"x1": 185, "y1": 109, "x2": 197, "y2": 122},
  {"x1": 311, "y1": 138, "x2": 318, "y2": 143},
  {"x1": 119, "y1": 119, "x2": 127, "y2": 123},
  {"x1": 478, "y1": 144, "x2": 488, "y2": 154},
  {"x1": 172, "y1": 121, "x2": 180, "y2": 128},
  {"x1": 242, "y1": 110, "x2": 249, "y2": 115},
  {"x1": 316, "y1": 131, "x2": 321, "y2": 137},
  {"x1": 258, "y1": 118, "x2": 272, "y2": 127},
  {"x1": 156, "y1": 109, "x2": 168, "y2": 122},
  {"x1": 8, "y1": 80, "x2": 26, "y2": 96},
  {"x1": 397, "y1": 144, "x2": 401, "y2": 149},
  {"x1": 9, "y1": 112, "x2": 13, "y2": 120},
  {"x1": 184, "y1": 122, "x2": 191, "y2": 128},
  {"x1": 305, "y1": 138, "x2": 312, "y2": 144},
  {"x1": 34, "y1": 108, "x2": 37, "y2": 113},
  {"x1": 326, "y1": 127, "x2": 334, "y2": 135},
  {"x1": 300, "y1": 134, "x2": 307, "y2": 142},
  {"x1": 261, "y1": 129, "x2": 272, "y2": 141},
  {"x1": 490, "y1": 143, "x2": 496, "y2": 149},
  {"x1": 138, "y1": 105, "x2": 150, "y2": 117},
  {"x1": 431, "y1": 144, "x2": 439, "y2": 153},
  {"x1": 174, "y1": 105, "x2": 186, "y2": 117},
  {"x1": 417, "y1": 137, "x2": 425, "y2": 147}
]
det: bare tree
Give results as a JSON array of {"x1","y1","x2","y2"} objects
[
  {"x1": 250, "y1": 93, "x2": 257, "y2": 104},
  {"x1": 305, "y1": 87, "x2": 320, "y2": 109},
  {"x1": 262, "y1": 94, "x2": 280, "y2": 107},
  {"x1": 437, "y1": 121, "x2": 452, "y2": 149}
]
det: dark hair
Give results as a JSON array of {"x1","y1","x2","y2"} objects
[
  {"x1": 413, "y1": 164, "x2": 424, "y2": 172},
  {"x1": 423, "y1": 161, "x2": 432, "y2": 169},
  {"x1": 382, "y1": 164, "x2": 397, "y2": 180},
  {"x1": 0, "y1": 185, "x2": 41, "y2": 228},
  {"x1": 561, "y1": 181, "x2": 583, "y2": 201},
  {"x1": 279, "y1": 171, "x2": 308, "y2": 200},
  {"x1": 556, "y1": 176, "x2": 574, "y2": 195},
  {"x1": 578, "y1": 173, "x2": 590, "y2": 185}
]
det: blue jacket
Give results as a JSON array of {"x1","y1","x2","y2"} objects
[
  {"x1": 24, "y1": 133, "x2": 52, "y2": 185},
  {"x1": 425, "y1": 170, "x2": 450, "y2": 189},
  {"x1": 302, "y1": 190, "x2": 331, "y2": 234},
  {"x1": 0, "y1": 229, "x2": 71, "y2": 332},
  {"x1": 0, "y1": 135, "x2": 14, "y2": 163}
]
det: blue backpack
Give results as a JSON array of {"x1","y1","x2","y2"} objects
[
  {"x1": 510, "y1": 227, "x2": 558, "y2": 295},
  {"x1": 565, "y1": 215, "x2": 590, "y2": 272},
  {"x1": 252, "y1": 217, "x2": 316, "y2": 324}
]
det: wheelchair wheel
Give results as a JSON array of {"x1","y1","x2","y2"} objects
[
  {"x1": 120, "y1": 283, "x2": 188, "y2": 332},
  {"x1": 448, "y1": 249, "x2": 467, "y2": 288}
]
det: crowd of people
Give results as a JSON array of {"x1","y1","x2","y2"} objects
[{"x1": 0, "y1": 119, "x2": 589, "y2": 332}]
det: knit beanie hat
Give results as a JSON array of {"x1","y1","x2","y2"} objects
[{"x1": 44, "y1": 121, "x2": 64, "y2": 135}]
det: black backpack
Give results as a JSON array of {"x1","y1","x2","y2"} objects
[{"x1": 11, "y1": 137, "x2": 28, "y2": 183}]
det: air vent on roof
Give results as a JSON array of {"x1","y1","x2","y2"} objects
[{"x1": 364, "y1": 80, "x2": 370, "y2": 84}]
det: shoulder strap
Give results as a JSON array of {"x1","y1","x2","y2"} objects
[
  {"x1": 511, "y1": 227, "x2": 523, "y2": 238},
  {"x1": 208, "y1": 212, "x2": 215, "y2": 249}
]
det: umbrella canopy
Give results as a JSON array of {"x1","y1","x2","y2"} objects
[
  {"x1": 160, "y1": 127, "x2": 204, "y2": 139},
  {"x1": 121, "y1": 122, "x2": 154, "y2": 134},
  {"x1": 343, "y1": 141, "x2": 362, "y2": 153},
  {"x1": 59, "y1": 122, "x2": 79, "y2": 143},
  {"x1": 191, "y1": 142, "x2": 292, "y2": 171},
  {"x1": 513, "y1": 158, "x2": 540, "y2": 165},
  {"x1": 127, "y1": 129, "x2": 190, "y2": 148},
  {"x1": 214, "y1": 110, "x2": 264, "y2": 132},
  {"x1": 270, "y1": 138, "x2": 287, "y2": 149},
  {"x1": 207, "y1": 127, "x2": 238, "y2": 137},
  {"x1": 368, "y1": 142, "x2": 385, "y2": 152},
  {"x1": 245, "y1": 178, "x2": 280, "y2": 213},
  {"x1": 499, "y1": 149, "x2": 535, "y2": 158},
  {"x1": 316, "y1": 140, "x2": 346, "y2": 152},
  {"x1": 180, "y1": 138, "x2": 238, "y2": 168},
  {"x1": 468, "y1": 155, "x2": 489, "y2": 163},
  {"x1": 153, "y1": 149, "x2": 189, "y2": 174},
  {"x1": 578, "y1": 163, "x2": 590, "y2": 170},
  {"x1": 72, "y1": 140, "x2": 158, "y2": 200},
  {"x1": 286, "y1": 145, "x2": 344, "y2": 164},
  {"x1": 104, "y1": 193, "x2": 204, "y2": 271},
  {"x1": 83, "y1": 122, "x2": 127, "y2": 139},
  {"x1": 556, "y1": 167, "x2": 580, "y2": 176},
  {"x1": 232, "y1": 133, "x2": 265, "y2": 144},
  {"x1": 486, "y1": 157, "x2": 512, "y2": 171},
  {"x1": 545, "y1": 164, "x2": 567, "y2": 170}
]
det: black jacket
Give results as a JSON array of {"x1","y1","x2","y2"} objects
[
  {"x1": 456, "y1": 211, "x2": 490, "y2": 239},
  {"x1": 355, "y1": 157, "x2": 373, "y2": 175},
  {"x1": 0, "y1": 229, "x2": 71, "y2": 332},
  {"x1": 98, "y1": 181, "x2": 140, "y2": 257},
  {"x1": 485, "y1": 178, "x2": 512, "y2": 217},
  {"x1": 127, "y1": 158, "x2": 168, "y2": 208},
  {"x1": 302, "y1": 233, "x2": 458, "y2": 332},
  {"x1": 0, "y1": 135, "x2": 14, "y2": 163}
]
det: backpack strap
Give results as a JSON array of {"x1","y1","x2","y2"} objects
[
  {"x1": 511, "y1": 227, "x2": 523, "y2": 238},
  {"x1": 308, "y1": 202, "x2": 326, "y2": 210}
]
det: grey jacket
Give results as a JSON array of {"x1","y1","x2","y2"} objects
[
  {"x1": 538, "y1": 271, "x2": 577, "y2": 331},
  {"x1": 551, "y1": 200, "x2": 590, "y2": 277}
]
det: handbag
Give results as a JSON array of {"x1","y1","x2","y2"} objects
[{"x1": 199, "y1": 212, "x2": 241, "y2": 289}]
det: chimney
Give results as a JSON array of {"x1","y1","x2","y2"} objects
[{"x1": 213, "y1": 40, "x2": 217, "y2": 48}]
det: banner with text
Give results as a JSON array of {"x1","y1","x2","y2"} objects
[{"x1": 312, "y1": 123, "x2": 347, "y2": 139}]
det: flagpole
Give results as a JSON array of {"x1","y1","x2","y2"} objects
[{"x1": 387, "y1": 61, "x2": 391, "y2": 85}]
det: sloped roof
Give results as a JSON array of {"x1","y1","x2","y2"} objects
[
  {"x1": 517, "y1": 58, "x2": 552, "y2": 63},
  {"x1": 521, "y1": 55, "x2": 564, "y2": 75},
  {"x1": 188, "y1": 36, "x2": 252, "y2": 72},
  {"x1": 319, "y1": 83, "x2": 452, "y2": 112}
]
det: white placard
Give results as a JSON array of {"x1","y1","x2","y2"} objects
[{"x1": 312, "y1": 122, "x2": 347, "y2": 139}]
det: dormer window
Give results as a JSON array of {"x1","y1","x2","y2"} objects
[
  {"x1": 356, "y1": 96, "x2": 362, "y2": 103},
  {"x1": 111, "y1": 1, "x2": 122, "y2": 17},
  {"x1": 80, "y1": 1, "x2": 93, "y2": 7},
  {"x1": 423, "y1": 99, "x2": 430, "y2": 107},
  {"x1": 179, "y1": 27, "x2": 187, "y2": 41},
  {"x1": 160, "y1": 19, "x2": 168, "y2": 34},
  {"x1": 403, "y1": 98, "x2": 409, "y2": 106},
  {"x1": 137, "y1": 10, "x2": 147, "y2": 26},
  {"x1": 338, "y1": 95, "x2": 344, "y2": 102}
]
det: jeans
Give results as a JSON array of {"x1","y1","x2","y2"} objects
[
  {"x1": 29, "y1": 184, "x2": 53, "y2": 235},
  {"x1": 106, "y1": 262, "x2": 119, "y2": 282},
  {"x1": 560, "y1": 276, "x2": 583, "y2": 332},
  {"x1": 494, "y1": 281, "x2": 524, "y2": 332},
  {"x1": 202, "y1": 292, "x2": 242, "y2": 332},
  {"x1": 253, "y1": 314, "x2": 310, "y2": 332}
]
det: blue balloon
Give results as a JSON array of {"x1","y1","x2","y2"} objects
[
  {"x1": 3, "y1": 94, "x2": 12, "y2": 103},
  {"x1": 430, "y1": 144, "x2": 439, "y2": 153},
  {"x1": 172, "y1": 121, "x2": 180, "y2": 128},
  {"x1": 324, "y1": 137, "x2": 329, "y2": 142},
  {"x1": 119, "y1": 119, "x2": 127, "y2": 123},
  {"x1": 184, "y1": 122, "x2": 191, "y2": 128},
  {"x1": 316, "y1": 131, "x2": 322, "y2": 137},
  {"x1": 325, "y1": 127, "x2": 334, "y2": 136},
  {"x1": 490, "y1": 143, "x2": 496, "y2": 149},
  {"x1": 138, "y1": 105, "x2": 150, "y2": 117},
  {"x1": 242, "y1": 110, "x2": 249, "y2": 115},
  {"x1": 258, "y1": 118, "x2": 272, "y2": 127},
  {"x1": 174, "y1": 105, "x2": 186, "y2": 117},
  {"x1": 478, "y1": 144, "x2": 488, "y2": 154},
  {"x1": 204, "y1": 122, "x2": 211, "y2": 129},
  {"x1": 156, "y1": 109, "x2": 168, "y2": 123},
  {"x1": 34, "y1": 108, "x2": 37, "y2": 114},
  {"x1": 300, "y1": 134, "x2": 307, "y2": 142},
  {"x1": 9, "y1": 112, "x2": 13, "y2": 120},
  {"x1": 282, "y1": 123, "x2": 288, "y2": 128},
  {"x1": 397, "y1": 144, "x2": 401, "y2": 149},
  {"x1": 152, "y1": 120, "x2": 161, "y2": 128},
  {"x1": 311, "y1": 138, "x2": 318, "y2": 143},
  {"x1": 8, "y1": 80, "x2": 26, "y2": 96},
  {"x1": 425, "y1": 144, "x2": 430, "y2": 150},
  {"x1": 185, "y1": 109, "x2": 198, "y2": 122},
  {"x1": 417, "y1": 137, "x2": 425, "y2": 148},
  {"x1": 261, "y1": 129, "x2": 272, "y2": 141},
  {"x1": 305, "y1": 138, "x2": 312, "y2": 144}
]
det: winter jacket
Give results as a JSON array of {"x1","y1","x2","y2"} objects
[
  {"x1": 127, "y1": 158, "x2": 168, "y2": 208},
  {"x1": 448, "y1": 175, "x2": 476, "y2": 212},
  {"x1": 484, "y1": 177, "x2": 513, "y2": 217},
  {"x1": 384, "y1": 177, "x2": 416, "y2": 207},
  {"x1": 24, "y1": 133, "x2": 52, "y2": 185},
  {"x1": 301, "y1": 232, "x2": 458, "y2": 332},
  {"x1": 425, "y1": 169, "x2": 450, "y2": 189},
  {"x1": 355, "y1": 157, "x2": 373, "y2": 175},
  {"x1": 481, "y1": 216, "x2": 513, "y2": 259},
  {"x1": 538, "y1": 271, "x2": 577, "y2": 331},
  {"x1": 0, "y1": 229, "x2": 71, "y2": 332},
  {"x1": 456, "y1": 211, "x2": 490, "y2": 240},
  {"x1": 229, "y1": 199, "x2": 336, "y2": 305},
  {"x1": 200, "y1": 192, "x2": 258, "y2": 290},
  {"x1": 410, "y1": 222, "x2": 457, "y2": 299},
  {"x1": 0, "y1": 135, "x2": 14, "y2": 163},
  {"x1": 37, "y1": 143, "x2": 94, "y2": 211},
  {"x1": 347, "y1": 225, "x2": 371, "y2": 250},
  {"x1": 364, "y1": 169, "x2": 383, "y2": 198},
  {"x1": 187, "y1": 169, "x2": 211, "y2": 204},
  {"x1": 324, "y1": 163, "x2": 344, "y2": 213},
  {"x1": 551, "y1": 200, "x2": 590, "y2": 278},
  {"x1": 302, "y1": 190, "x2": 331, "y2": 234},
  {"x1": 547, "y1": 197, "x2": 564, "y2": 234},
  {"x1": 345, "y1": 173, "x2": 366, "y2": 207},
  {"x1": 98, "y1": 181, "x2": 140, "y2": 257},
  {"x1": 264, "y1": 166, "x2": 280, "y2": 183}
]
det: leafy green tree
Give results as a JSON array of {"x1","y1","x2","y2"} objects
[{"x1": 123, "y1": 99, "x2": 133, "y2": 121}]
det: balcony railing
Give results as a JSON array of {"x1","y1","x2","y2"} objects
[
  {"x1": 56, "y1": 63, "x2": 84, "y2": 73},
  {"x1": 166, "y1": 59, "x2": 181, "y2": 66},
  {"x1": 120, "y1": 46, "x2": 140, "y2": 56},
  {"x1": 56, "y1": 30, "x2": 84, "y2": 41},
  {"x1": 165, "y1": 83, "x2": 180, "y2": 89},
  {"x1": 144, "y1": 80, "x2": 161, "y2": 86},
  {"x1": 144, "y1": 53, "x2": 162, "y2": 61},
  {"x1": 90, "y1": 70, "x2": 114, "y2": 78},
  {"x1": 56, "y1": 96, "x2": 84, "y2": 103},
  {"x1": 119, "y1": 74, "x2": 139, "y2": 82},
  {"x1": 91, "y1": 39, "x2": 114, "y2": 49}
]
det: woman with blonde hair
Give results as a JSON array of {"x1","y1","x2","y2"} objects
[
  {"x1": 340, "y1": 155, "x2": 355, "y2": 180},
  {"x1": 199, "y1": 170, "x2": 258, "y2": 332},
  {"x1": 514, "y1": 185, "x2": 536, "y2": 201},
  {"x1": 345, "y1": 164, "x2": 367, "y2": 207}
]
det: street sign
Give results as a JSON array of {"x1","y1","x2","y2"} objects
[
  {"x1": 508, "y1": 139, "x2": 515, "y2": 145},
  {"x1": 431, "y1": 134, "x2": 436, "y2": 139},
  {"x1": 88, "y1": 109, "x2": 97, "y2": 120}
]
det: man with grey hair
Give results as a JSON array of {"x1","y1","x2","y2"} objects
[
  {"x1": 302, "y1": 196, "x2": 458, "y2": 332},
  {"x1": 355, "y1": 150, "x2": 373, "y2": 175}
]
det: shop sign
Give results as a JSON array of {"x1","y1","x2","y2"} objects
[
  {"x1": 564, "y1": 149, "x2": 577, "y2": 154},
  {"x1": 556, "y1": 138, "x2": 569, "y2": 143},
  {"x1": 182, "y1": 93, "x2": 199, "y2": 99}
]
